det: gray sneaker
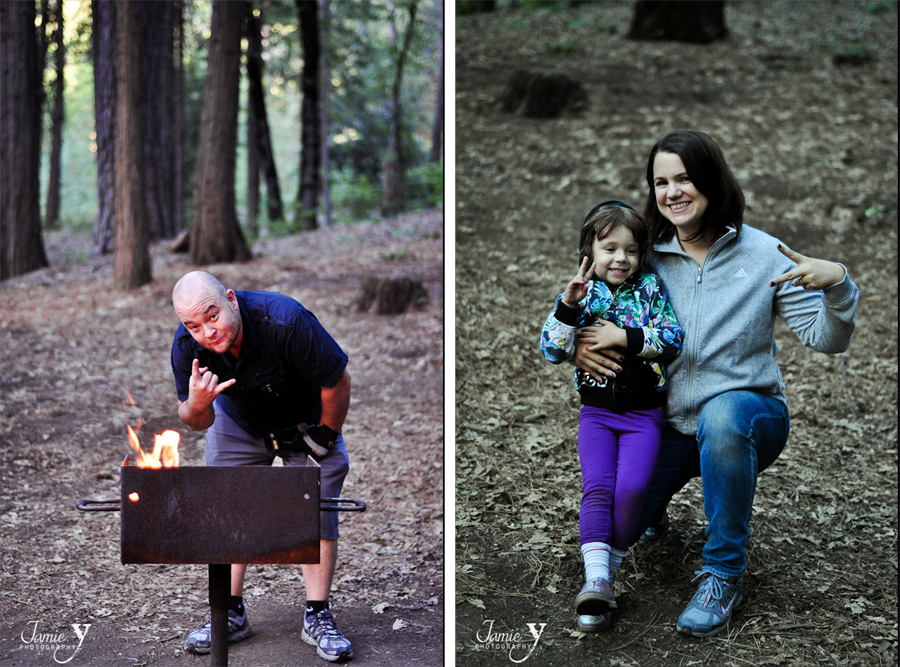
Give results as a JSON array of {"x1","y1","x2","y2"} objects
[
  {"x1": 575, "y1": 577, "x2": 617, "y2": 615},
  {"x1": 676, "y1": 571, "x2": 743, "y2": 638},
  {"x1": 302, "y1": 605, "x2": 353, "y2": 662},
  {"x1": 577, "y1": 612, "x2": 612, "y2": 633},
  {"x1": 184, "y1": 607, "x2": 252, "y2": 654}
]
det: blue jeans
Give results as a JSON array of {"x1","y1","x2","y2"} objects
[{"x1": 636, "y1": 391, "x2": 790, "y2": 579}]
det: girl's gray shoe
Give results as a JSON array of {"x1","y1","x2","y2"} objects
[{"x1": 577, "y1": 612, "x2": 612, "y2": 632}]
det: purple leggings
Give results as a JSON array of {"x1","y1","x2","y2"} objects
[{"x1": 578, "y1": 405, "x2": 665, "y2": 550}]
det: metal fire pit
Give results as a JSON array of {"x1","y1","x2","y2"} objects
[{"x1": 76, "y1": 457, "x2": 365, "y2": 665}]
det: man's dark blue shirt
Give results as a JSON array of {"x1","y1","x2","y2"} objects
[{"x1": 171, "y1": 290, "x2": 348, "y2": 438}]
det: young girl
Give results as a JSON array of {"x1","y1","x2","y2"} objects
[{"x1": 540, "y1": 201, "x2": 682, "y2": 631}]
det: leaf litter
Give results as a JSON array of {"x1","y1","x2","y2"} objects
[
  {"x1": 0, "y1": 210, "x2": 443, "y2": 664},
  {"x1": 456, "y1": 2, "x2": 897, "y2": 666}
]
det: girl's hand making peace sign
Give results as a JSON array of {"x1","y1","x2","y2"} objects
[{"x1": 562, "y1": 257, "x2": 596, "y2": 309}]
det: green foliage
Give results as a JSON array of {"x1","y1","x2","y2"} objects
[
  {"x1": 520, "y1": 1, "x2": 566, "y2": 11},
  {"x1": 381, "y1": 248, "x2": 409, "y2": 261},
  {"x1": 41, "y1": 0, "x2": 442, "y2": 237},
  {"x1": 866, "y1": 0, "x2": 896, "y2": 14},
  {"x1": 837, "y1": 42, "x2": 872, "y2": 57},
  {"x1": 406, "y1": 161, "x2": 443, "y2": 210},
  {"x1": 548, "y1": 40, "x2": 577, "y2": 54},
  {"x1": 330, "y1": 167, "x2": 381, "y2": 224},
  {"x1": 41, "y1": 62, "x2": 97, "y2": 229},
  {"x1": 457, "y1": 1, "x2": 497, "y2": 16},
  {"x1": 865, "y1": 204, "x2": 887, "y2": 218}
]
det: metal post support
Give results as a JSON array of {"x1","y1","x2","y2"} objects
[{"x1": 208, "y1": 563, "x2": 231, "y2": 666}]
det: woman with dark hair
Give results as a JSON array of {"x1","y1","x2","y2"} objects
[{"x1": 574, "y1": 130, "x2": 859, "y2": 638}]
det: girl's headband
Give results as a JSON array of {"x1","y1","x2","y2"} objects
[{"x1": 584, "y1": 200, "x2": 636, "y2": 222}]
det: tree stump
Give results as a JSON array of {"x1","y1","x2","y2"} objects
[
  {"x1": 498, "y1": 70, "x2": 587, "y2": 119},
  {"x1": 353, "y1": 275, "x2": 428, "y2": 315},
  {"x1": 628, "y1": 1, "x2": 727, "y2": 44},
  {"x1": 171, "y1": 229, "x2": 190, "y2": 253}
]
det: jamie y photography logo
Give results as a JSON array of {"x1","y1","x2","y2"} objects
[
  {"x1": 18, "y1": 620, "x2": 91, "y2": 664},
  {"x1": 475, "y1": 619, "x2": 547, "y2": 663}
]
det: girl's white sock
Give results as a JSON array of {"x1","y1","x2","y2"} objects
[
  {"x1": 608, "y1": 546, "x2": 628, "y2": 580},
  {"x1": 581, "y1": 541, "x2": 611, "y2": 581}
]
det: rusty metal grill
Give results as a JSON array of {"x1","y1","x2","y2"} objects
[{"x1": 76, "y1": 458, "x2": 365, "y2": 665}]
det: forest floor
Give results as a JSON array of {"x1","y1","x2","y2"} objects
[
  {"x1": 0, "y1": 209, "x2": 444, "y2": 665},
  {"x1": 455, "y1": 2, "x2": 897, "y2": 667}
]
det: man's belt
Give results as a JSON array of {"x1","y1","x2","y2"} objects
[{"x1": 264, "y1": 423, "x2": 339, "y2": 462}]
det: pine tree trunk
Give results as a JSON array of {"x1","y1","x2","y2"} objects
[
  {"x1": 189, "y1": 0, "x2": 251, "y2": 265},
  {"x1": 114, "y1": 0, "x2": 152, "y2": 289},
  {"x1": 297, "y1": 0, "x2": 321, "y2": 230},
  {"x1": 381, "y1": 1, "x2": 417, "y2": 217},
  {"x1": 430, "y1": 1, "x2": 443, "y2": 163},
  {"x1": 140, "y1": 1, "x2": 175, "y2": 240},
  {"x1": 45, "y1": 0, "x2": 65, "y2": 230},
  {"x1": 92, "y1": 0, "x2": 116, "y2": 254},
  {"x1": 319, "y1": 0, "x2": 332, "y2": 227},
  {"x1": 173, "y1": 0, "x2": 185, "y2": 233},
  {"x1": 0, "y1": 0, "x2": 49, "y2": 280},
  {"x1": 246, "y1": 78, "x2": 261, "y2": 237},
  {"x1": 246, "y1": 2, "x2": 283, "y2": 227}
]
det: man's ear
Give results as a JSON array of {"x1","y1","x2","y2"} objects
[{"x1": 226, "y1": 289, "x2": 239, "y2": 310}]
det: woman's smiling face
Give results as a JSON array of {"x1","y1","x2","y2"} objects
[{"x1": 653, "y1": 151, "x2": 709, "y2": 240}]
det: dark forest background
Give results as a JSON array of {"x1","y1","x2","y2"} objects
[{"x1": 1, "y1": 0, "x2": 443, "y2": 286}]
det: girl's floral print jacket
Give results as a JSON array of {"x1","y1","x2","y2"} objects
[{"x1": 540, "y1": 272, "x2": 683, "y2": 409}]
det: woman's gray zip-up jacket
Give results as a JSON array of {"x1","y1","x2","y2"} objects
[{"x1": 646, "y1": 225, "x2": 859, "y2": 436}]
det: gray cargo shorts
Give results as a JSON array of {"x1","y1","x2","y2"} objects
[{"x1": 205, "y1": 403, "x2": 350, "y2": 540}]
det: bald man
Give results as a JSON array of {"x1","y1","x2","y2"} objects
[{"x1": 171, "y1": 271, "x2": 354, "y2": 663}]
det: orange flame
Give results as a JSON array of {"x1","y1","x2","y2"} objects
[{"x1": 126, "y1": 424, "x2": 180, "y2": 468}]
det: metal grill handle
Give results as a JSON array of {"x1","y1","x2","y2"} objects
[
  {"x1": 76, "y1": 497, "x2": 366, "y2": 513},
  {"x1": 320, "y1": 497, "x2": 366, "y2": 512},
  {"x1": 75, "y1": 498, "x2": 121, "y2": 512}
]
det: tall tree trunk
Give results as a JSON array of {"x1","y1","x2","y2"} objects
[
  {"x1": 246, "y1": 61, "x2": 261, "y2": 237},
  {"x1": 114, "y1": 0, "x2": 152, "y2": 289},
  {"x1": 246, "y1": 2, "x2": 283, "y2": 229},
  {"x1": 173, "y1": 0, "x2": 185, "y2": 233},
  {"x1": 319, "y1": 0, "x2": 331, "y2": 227},
  {"x1": 246, "y1": 2, "x2": 260, "y2": 237},
  {"x1": 140, "y1": 1, "x2": 175, "y2": 240},
  {"x1": 45, "y1": 0, "x2": 65, "y2": 229},
  {"x1": 628, "y1": 1, "x2": 727, "y2": 44},
  {"x1": 189, "y1": 0, "x2": 251, "y2": 265},
  {"x1": 430, "y1": 0, "x2": 443, "y2": 163},
  {"x1": 381, "y1": 1, "x2": 417, "y2": 217},
  {"x1": 92, "y1": 0, "x2": 116, "y2": 254},
  {"x1": 297, "y1": 0, "x2": 321, "y2": 230},
  {"x1": 161, "y1": 0, "x2": 178, "y2": 239},
  {"x1": 0, "y1": 0, "x2": 49, "y2": 280}
]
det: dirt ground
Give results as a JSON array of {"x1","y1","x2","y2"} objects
[
  {"x1": 455, "y1": 2, "x2": 897, "y2": 667},
  {"x1": 0, "y1": 210, "x2": 443, "y2": 665}
]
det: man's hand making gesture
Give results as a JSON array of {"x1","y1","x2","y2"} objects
[{"x1": 178, "y1": 358, "x2": 236, "y2": 431}]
